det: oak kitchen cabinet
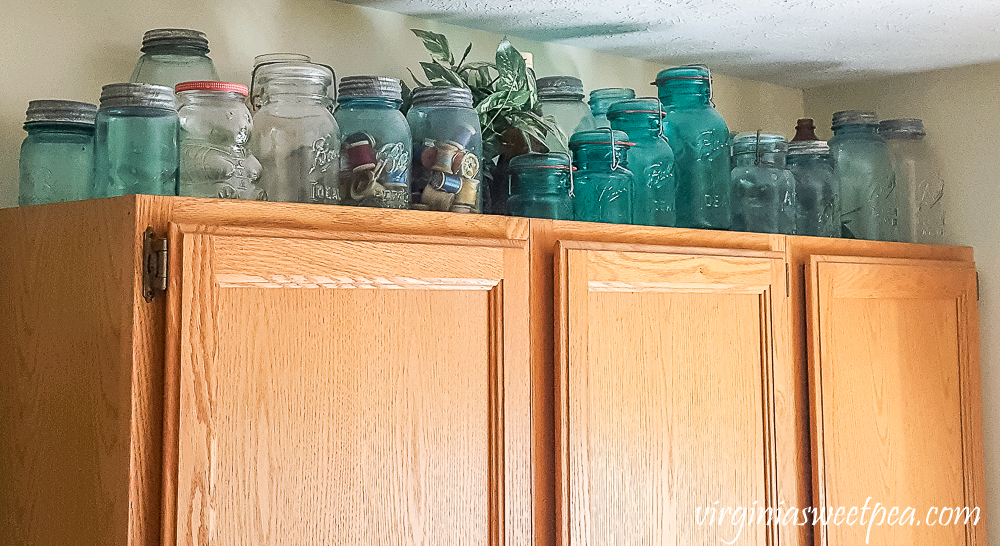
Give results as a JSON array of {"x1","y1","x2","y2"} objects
[{"x1": 0, "y1": 196, "x2": 984, "y2": 546}]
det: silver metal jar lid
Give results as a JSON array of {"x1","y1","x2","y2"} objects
[
  {"x1": 537, "y1": 76, "x2": 585, "y2": 99},
  {"x1": 879, "y1": 118, "x2": 926, "y2": 139},
  {"x1": 832, "y1": 110, "x2": 879, "y2": 129},
  {"x1": 338, "y1": 76, "x2": 402, "y2": 102},
  {"x1": 787, "y1": 140, "x2": 831, "y2": 155},
  {"x1": 24, "y1": 100, "x2": 98, "y2": 126},
  {"x1": 410, "y1": 86, "x2": 473, "y2": 108},
  {"x1": 141, "y1": 28, "x2": 210, "y2": 53},
  {"x1": 99, "y1": 83, "x2": 176, "y2": 110}
]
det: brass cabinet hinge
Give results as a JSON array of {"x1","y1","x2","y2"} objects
[
  {"x1": 142, "y1": 227, "x2": 168, "y2": 303},
  {"x1": 977, "y1": 271, "x2": 981, "y2": 301},
  {"x1": 785, "y1": 263, "x2": 790, "y2": 298}
]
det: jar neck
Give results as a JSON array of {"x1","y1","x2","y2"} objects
[
  {"x1": 832, "y1": 123, "x2": 880, "y2": 137},
  {"x1": 786, "y1": 153, "x2": 830, "y2": 166},
  {"x1": 734, "y1": 151, "x2": 787, "y2": 167},
  {"x1": 572, "y1": 144, "x2": 630, "y2": 170},
  {"x1": 24, "y1": 122, "x2": 94, "y2": 136},
  {"x1": 262, "y1": 79, "x2": 331, "y2": 106},
  {"x1": 178, "y1": 91, "x2": 247, "y2": 107},
  {"x1": 141, "y1": 46, "x2": 209, "y2": 57},
  {"x1": 610, "y1": 115, "x2": 663, "y2": 139},
  {"x1": 658, "y1": 81, "x2": 712, "y2": 108},
  {"x1": 512, "y1": 168, "x2": 571, "y2": 194},
  {"x1": 337, "y1": 96, "x2": 401, "y2": 110}
]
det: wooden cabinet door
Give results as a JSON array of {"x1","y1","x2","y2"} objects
[
  {"x1": 555, "y1": 241, "x2": 791, "y2": 546},
  {"x1": 161, "y1": 224, "x2": 530, "y2": 545},
  {"x1": 808, "y1": 256, "x2": 984, "y2": 546}
]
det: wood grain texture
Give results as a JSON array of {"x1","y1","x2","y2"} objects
[
  {"x1": 164, "y1": 225, "x2": 532, "y2": 545},
  {"x1": 555, "y1": 241, "x2": 791, "y2": 545},
  {"x1": 806, "y1": 256, "x2": 983, "y2": 546}
]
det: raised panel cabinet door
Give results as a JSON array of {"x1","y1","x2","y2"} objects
[
  {"x1": 555, "y1": 241, "x2": 791, "y2": 546},
  {"x1": 161, "y1": 224, "x2": 530, "y2": 545},
  {"x1": 807, "y1": 256, "x2": 984, "y2": 546}
]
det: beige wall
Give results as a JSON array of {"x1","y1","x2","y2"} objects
[
  {"x1": 805, "y1": 62, "x2": 1000, "y2": 538},
  {"x1": 0, "y1": 0, "x2": 803, "y2": 207}
]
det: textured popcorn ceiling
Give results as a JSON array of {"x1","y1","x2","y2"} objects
[{"x1": 342, "y1": 0, "x2": 1000, "y2": 88}]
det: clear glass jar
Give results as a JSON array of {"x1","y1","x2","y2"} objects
[
  {"x1": 787, "y1": 140, "x2": 838, "y2": 237},
  {"x1": 608, "y1": 98, "x2": 676, "y2": 227},
  {"x1": 176, "y1": 81, "x2": 264, "y2": 200},
  {"x1": 537, "y1": 76, "x2": 597, "y2": 153},
  {"x1": 249, "y1": 53, "x2": 312, "y2": 112},
  {"x1": 507, "y1": 152, "x2": 574, "y2": 220},
  {"x1": 829, "y1": 110, "x2": 896, "y2": 241},
  {"x1": 130, "y1": 29, "x2": 219, "y2": 90},
  {"x1": 18, "y1": 100, "x2": 97, "y2": 206},
  {"x1": 334, "y1": 76, "x2": 411, "y2": 209},
  {"x1": 569, "y1": 129, "x2": 635, "y2": 224},
  {"x1": 406, "y1": 87, "x2": 483, "y2": 213},
  {"x1": 93, "y1": 83, "x2": 179, "y2": 198},
  {"x1": 250, "y1": 62, "x2": 340, "y2": 205},
  {"x1": 730, "y1": 132, "x2": 796, "y2": 234},
  {"x1": 880, "y1": 118, "x2": 944, "y2": 244},
  {"x1": 655, "y1": 65, "x2": 731, "y2": 230},
  {"x1": 589, "y1": 87, "x2": 635, "y2": 129}
]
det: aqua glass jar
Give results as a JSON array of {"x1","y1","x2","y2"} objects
[
  {"x1": 569, "y1": 129, "x2": 635, "y2": 224},
  {"x1": 655, "y1": 65, "x2": 731, "y2": 230},
  {"x1": 879, "y1": 118, "x2": 944, "y2": 244},
  {"x1": 829, "y1": 110, "x2": 896, "y2": 241},
  {"x1": 251, "y1": 62, "x2": 341, "y2": 205},
  {"x1": 93, "y1": 83, "x2": 179, "y2": 198},
  {"x1": 507, "y1": 152, "x2": 573, "y2": 220},
  {"x1": 538, "y1": 76, "x2": 597, "y2": 153},
  {"x1": 18, "y1": 100, "x2": 97, "y2": 206},
  {"x1": 787, "y1": 140, "x2": 838, "y2": 237},
  {"x1": 730, "y1": 132, "x2": 796, "y2": 234},
  {"x1": 407, "y1": 87, "x2": 483, "y2": 213},
  {"x1": 334, "y1": 76, "x2": 411, "y2": 209},
  {"x1": 607, "y1": 98, "x2": 676, "y2": 227},
  {"x1": 130, "y1": 29, "x2": 219, "y2": 90},
  {"x1": 589, "y1": 87, "x2": 635, "y2": 129}
]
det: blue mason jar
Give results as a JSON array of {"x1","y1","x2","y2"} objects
[
  {"x1": 18, "y1": 100, "x2": 97, "y2": 206},
  {"x1": 507, "y1": 152, "x2": 574, "y2": 220},
  {"x1": 608, "y1": 98, "x2": 676, "y2": 227},
  {"x1": 569, "y1": 129, "x2": 635, "y2": 224},
  {"x1": 335, "y1": 76, "x2": 411, "y2": 209},
  {"x1": 787, "y1": 140, "x2": 839, "y2": 237},
  {"x1": 589, "y1": 87, "x2": 635, "y2": 129},
  {"x1": 93, "y1": 83, "x2": 179, "y2": 197},
  {"x1": 730, "y1": 132, "x2": 797, "y2": 234},
  {"x1": 130, "y1": 29, "x2": 219, "y2": 90},
  {"x1": 655, "y1": 65, "x2": 731, "y2": 230},
  {"x1": 829, "y1": 110, "x2": 896, "y2": 240}
]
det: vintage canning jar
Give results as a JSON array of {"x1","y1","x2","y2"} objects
[
  {"x1": 607, "y1": 98, "x2": 676, "y2": 227},
  {"x1": 569, "y1": 129, "x2": 635, "y2": 224},
  {"x1": 537, "y1": 76, "x2": 597, "y2": 153},
  {"x1": 879, "y1": 118, "x2": 944, "y2": 244},
  {"x1": 588, "y1": 87, "x2": 635, "y2": 129},
  {"x1": 507, "y1": 152, "x2": 574, "y2": 220},
  {"x1": 730, "y1": 132, "x2": 797, "y2": 234},
  {"x1": 18, "y1": 100, "x2": 97, "y2": 206},
  {"x1": 787, "y1": 140, "x2": 838, "y2": 237},
  {"x1": 829, "y1": 110, "x2": 896, "y2": 240},
  {"x1": 130, "y1": 29, "x2": 219, "y2": 90}
]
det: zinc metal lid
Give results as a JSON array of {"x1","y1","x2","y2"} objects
[
  {"x1": 410, "y1": 86, "x2": 473, "y2": 108},
  {"x1": 537, "y1": 76, "x2": 585, "y2": 99},
  {"x1": 509, "y1": 152, "x2": 572, "y2": 172},
  {"x1": 832, "y1": 110, "x2": 879, "y2": 128},
  {"x1": 653, "y1": 64, "x2": 711, "y2": 86},
  {"x1": 140, "y1": 28, "x2": 210, "y2": 54},
  {"x1": 24, "y1": 100, "x2": 98, "y2": 126},
  {"x1": 568, "y1": 129, "x2": 634, "y2": 149},
  {"x1": 787, "y1": 140, "x2": 831, "y2": 155},
  {"x1": 338, "y1": 76, "x2": 403, "y2": 102},
  {"x1": 99, "y1": 82, "x2": 176, "y2": 110},
  {"x1": 878, "y1": 118, "x2": 926, "y2": 138}
]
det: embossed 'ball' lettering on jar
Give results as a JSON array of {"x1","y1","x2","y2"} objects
[{"x1": 569, "y1": 129, "x2": 636, "y2": 224}]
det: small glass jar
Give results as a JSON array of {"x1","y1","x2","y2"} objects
[
  {"x1": 406, "y1": 87, "x2": 484, "y2": 213},
  {"x1": 730, "y1": 132, "x2": 797, "y2": 234},
  {"x1": 250, "y1": 62, "x2": 341, "y2": 205},
  {"x1": 569, "y1": 129, "x2": 635, "y2": 224},
  {"x1": 176, "y1": 81, "x2": 264, "y2": 200},
  {"x1": 790, "y1": 118, "x2": 819, "y2": 142},
  {"x1": 93, "y1": 83, "x2": 179, "y2": 198},
  {"x1": 130, "y1": 29, "x2": 219, "y2": 90},
  {"x1": 589, "y1": 87, "x2": 635, "y2": 129},
  {"x1": 249, "y1": 53, "x2": 312, "y2": 112},
  {"x1": 538, "y1": 76, "x2": 597, "y2": 153},
  {"x1": 829, "y1": 110, "x2": 896, "y2": 241},
  {"x1": 655, "y1": 65, "x2": 731, "y2": 230},
  {"x1": 879, "y1": 118, "x2": 944, "y2": 244},
  {"x1": 608, "y1": 98, "x2": 676, "y2": 227},
  {"x1": 334, "y1": 76, "x2": 411, "y2": 209},
  {"x1": 507, "y1": 152, "x2": 574, "y2": 220},
  {"x1": 18, "y1": 100, "x2": 97, "y2": 206},
  {"x1": 787, "y1": 140, "x2": 838, "y2": 237}
]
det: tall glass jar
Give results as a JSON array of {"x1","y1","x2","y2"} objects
[
  {"x1": 250, "y1": 62, "x2": 340, "y2": 205},
  {"x1": 589, "y1": 88, "x2": 635, "y2": 129},
  {"x1": 406, "y1": 87, "x2": 483, "y2": 213},
  {"x1": 730, "y1": 132, "x2": 796, "y2": 234},
  {"x1": 569, "y1": 129, "x2": 635, "y2": 224},
  {"x1": 537, "y1": 76, "x2": 596, "y2": 153},
  {"x1": 93, "y1": 83, "x2": 179, "y2": 198},
  {"x1": 334, "y1": 76, "x2": 411, "y2": 209},
  {"x1": 655, "y1": 65, "x2": 731, "y2": 230},
  {"x1": 507, "y1": 152, "x2": 574, "y2": 220},
  {"x1": 607, "y1": 98, "x2": 676, "y2": 227},
  {"x1": 787, "y1": 140, "x2": 838, "y2": 237},
  {"x1": 176, "y1": 81, "x2": 264, "y2": 200},
  {"x1": 829, "y1": 110, "x2": 896, "y2": 241},
  {"x1": 18, "y1": 100, "x2": 97, "y2": 206},
  {"x1": 249, "y1": 53, "x2": 312, "y2": 112},
  {"x1": 879, "y1": 118, "x2": 944, "y2": 244},
  {"x1": 130, "y1": 29, "x2": 219, "y2": 90}
]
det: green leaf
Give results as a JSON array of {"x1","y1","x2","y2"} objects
[
  {"x1": 494, "y1": 38, "x2": 528, "y2": 94},
  {"x1": 420, "y1": 61, "x2": 466, "y2": 88},
  {"x1": 475, "y1": 91, "x2": 510, "y2": 117},
  {"x1": 411, "y1": 29, "x2": 453, "y2": 65},
  {"x1": 526, "y1": 68, "x2": 539, "y2": 110},
  {"x1": 507, "y1": 88, "x2": 531, "y2": 109},
  {"x1": 407, "y1": 67, "x2": 428, "y2": 88},
  {"x1": 399, "y1": 80, "x2": 413, "y2": 115},
  {"x1": 457, "y1": 42, "x2": 473, "y2": 69}
]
